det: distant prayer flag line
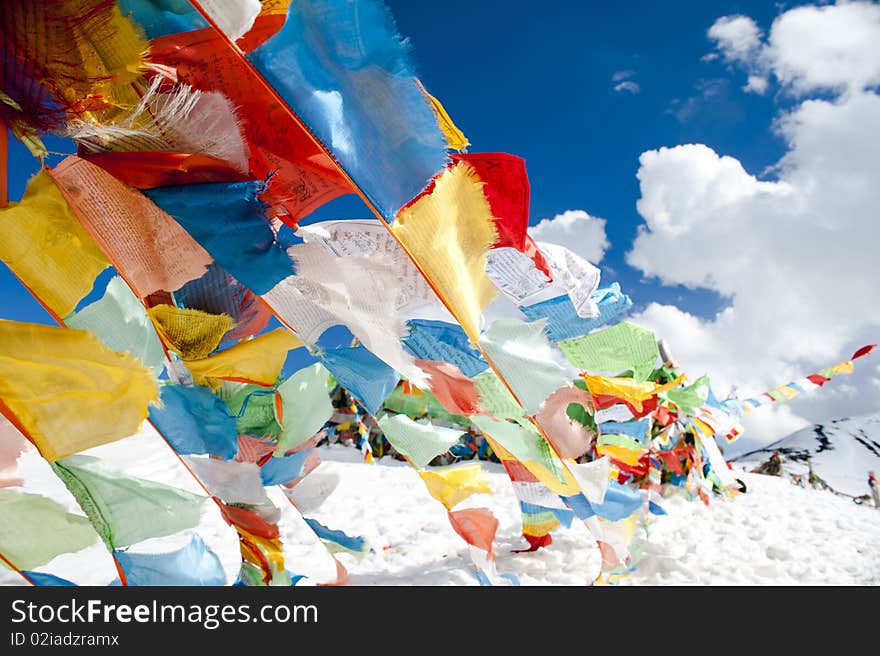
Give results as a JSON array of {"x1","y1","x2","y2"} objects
[{"x1": 737, "y1": 344, "x2": 877, "y2": 413}]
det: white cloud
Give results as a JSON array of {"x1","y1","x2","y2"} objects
[
  {"x1": 766, "y1": 2, "x2": 880, "y2": 95},
  {"x1": 708, "y1": 2, "x2": 880, "y2": 97},
  {"x1": 612, "y1": 70, "x2": 636, "y2": 82},
  {"x1": 627, "y1": 60, "x2": 880, "y2": 447},
  {"x1": 530, "y1": 210, "x2": 610, "y2": 264},
  {"x1": 614, "y1": 81, "x2": 641, "y2": 95},
  {"x1": 707, "y1": 15, "x2": 763, "y2": 64},
  {"x1": 743, "y1": 75, "x2": 768, "y2": 94}
]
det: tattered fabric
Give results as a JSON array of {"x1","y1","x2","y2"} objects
[
  {"x1": 51, "y1": 455, "x2": 204, "y2": 549},
  {"x1": 115, "y1": 534, "x2": 226, "y2": 586},
  {"x1": 248, "y1": 0, "x2": 448, "y2": 219},
  {"x1": 50, "y1": 157, "x2": 213, "y2": 297},
  {"x1": 0, "y1": 170, "x2": 109, "y2": 318},
  {"x1": 145, "y1": 180, "x2": 295, "y2": 296},
  {"x1": 478, "y1": 318, "x2": 570, "y2": 415},
  {"x1": 392, "y1": 163, "x2": 499, "y2": 342},
  {"x1": 149, "y1": 385, "x2": 239, "y2": 460},
  {"x1": 0, "y1": 489, "x2": 98, "y2": 570},
  {"x1": 0, "y1": 321, "x2": 158, "y2": 462}
]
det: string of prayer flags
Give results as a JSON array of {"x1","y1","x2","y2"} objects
[
  {"x1": 248, "y1": 0, "x2": 448, "y2": 219},
  {"x1": 144, "y1": 180, "x2": 295, "y2": 296},
  {"x1": 49, "y1": 157, "x2": 214, "y2": 297},
  {"x1": 404, "y1": 319, "x2": 488, "y2": 378},
  {"x1": 392, "y1": 162, "x2": 499, "y2": 342},
  {"x1": 183, "y1": 328, "x2": 303, "y2": 387},
  {"x1": 559, "y1": 322, "x2": 659, "y2": 381},
  {"x1": 521, "y1": 283, "x2": 633, "y2": 343},
  {"x1": 478, "y1": 319, "x2": 570, "y2": 415},
  {"x1": 50, "y1": 455, "x2": 205, "y2": 550},
  {"x1": 0, "y1": 489, "x2": 98, "y2": 570},
  {"x1": 114, "y1": 534, "x2": 226, "y2": 586},
  {"x1": 273, "y1": 363, "x2": 334, "y2": 455},
  {"x1": 418, "y1": 464, "x2": 492, "y2": 510},
  {"x1": 147, "y1": 304, "x2": 234, "y2": 360},
  {"x1": 318, "y1": 345, "x2": 400, "y2": 415},
  {"x1": 148, "y1": 385, "x2": 239, "y2": 460},
  {"x1": 0, "y1": 170, "x2": 109, "y2": 318},
  {"x1": 735, "y1": 344, "x2": 877, "y2": 413},
  {"x1": 66, "y1": 276, "x2": 166, "y2": 377},
  {"x1": 0, "y1": 320, "x2": 159, "y2": 462},
  {"x1": 377, "y1": 414, "x2": 464, "y2": 469}
]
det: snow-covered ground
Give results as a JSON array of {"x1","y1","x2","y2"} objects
[{"x1": 3, "y1": 427, "x2": 879, "y2": 586}]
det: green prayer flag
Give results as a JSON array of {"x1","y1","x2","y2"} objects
[
  {"x1": 662, "y1": 375, "x2": 711, "y2": 415},
  {"x1": 473, "y1": 371, "x2": 524, "y2": 420},
  {"x1": 470, "y1": 415, "x2": 552, "y2": 466},
  {"x1": 0, "y1": 489, "x2": 98, "y2": 569},
  {"x1": 377, "y1": 414, "x2": 463, "y2": 468},
  {"x1": 51, "y1": 455, "x2": 204, "y2": 549},
  {"x1": 66, "y1": 277, "x2": 165, "y2": 377},
  {"x1": 478, "y1": 319, "x2": 569, "y2": 415},
  {"x1": 383, "y1": 386, "x2": 470, "y2": 427},
  {"x1": 273, "y1": 364, "x2": 334, "y2": 455},
  {"x1": 559, "y1": 322, "x2": 659, "y2": 381},
  {"x1": 221, "y1": 383, "x2": 281, "y2": 439}
]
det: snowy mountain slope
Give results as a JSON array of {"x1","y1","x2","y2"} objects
[
  {"x1": 2, "y1": 427, "x2": 879, "y2": 586},
  {"x1": 731, "y1": 413, "x2": 880, "y2": 497}
]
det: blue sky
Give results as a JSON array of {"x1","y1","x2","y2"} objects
[
  {"x1": 3, "y1": 0, "x2": 784, "y2": 325},
  {"x1": 4, "y1": 0, "x2": 878, "y2": 448}
]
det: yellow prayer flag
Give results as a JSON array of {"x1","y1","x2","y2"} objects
[
  {"x1": 0, "y1": 320, "x2": 159, "y2": 462},
  {"x1": 184, "y1": 328, "x2": 303, "y2": 386},
  {"x1": 418, "y1": 463, "x2": 492, "y2": 510},
  {"x1": 595, "y1": 443, "x2": 644, "y2": 467},
  {"x1": 147, "y1": 305, "x2": 235, "y2": 360},
  {"x1": 582, "y1": 374, "x2": 686, "y2": 412},
  {"x1": 418, "y1": 81, "x2": 470, "y2": 151},
  {"x1": 0, "y1": 170, "x2": 109, "y2": 318},
  {"x1": 831, "y1": 361, "x2": 854, "y2": 376},
  {"x1": 392, "y1": 162, "x2": 498, "y2": 342}
]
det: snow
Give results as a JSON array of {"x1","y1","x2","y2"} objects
[
  {"x1": 3, "y1": 426, "x2": 879, "y2": 586},
  {"x1": 731, "y1": 413, "x2": 880, "y2": 497}
]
